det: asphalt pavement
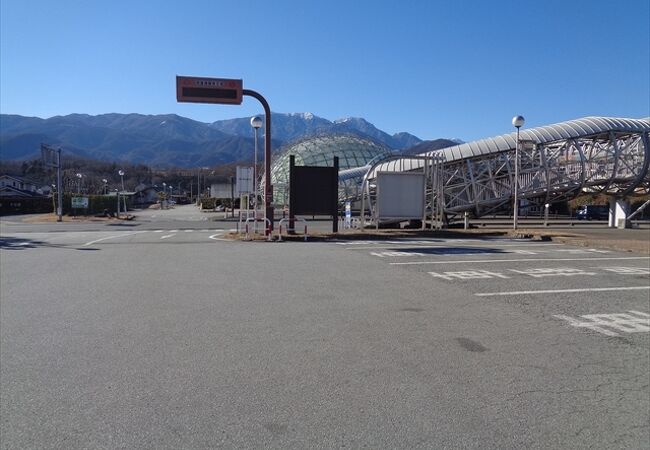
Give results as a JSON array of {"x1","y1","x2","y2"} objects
[{"x1": 1, "y1": 207, "x2": 649, "y2": 449}]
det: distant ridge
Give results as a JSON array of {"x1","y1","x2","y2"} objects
[{"x1": 0, "y1": 112, "x2": 452, "y2": 168}]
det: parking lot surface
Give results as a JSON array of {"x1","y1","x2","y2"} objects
[{"x1": 1, "y1": 225, "x2": 648, "y2": 449}]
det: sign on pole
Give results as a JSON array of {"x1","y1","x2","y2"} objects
[
  {"x1": 71, "y1": 197, "x2": 89, "y2": 209},
  {"x1": 376, "y1": 172, "x2": 425, "y2": 220},
  {"x1": 176, "y1": 76, "x2": 243, "y2": 105},
  {"x1": 236, "y1": 166, "x2": 254, "y2": 194},
  {"x1": 41, "y1": 144, "x2": 59, "y2": 167},
  {"x1": 345, "y1": 201, "x2": 351, "y2": 228}
]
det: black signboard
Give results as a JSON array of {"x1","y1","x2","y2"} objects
[{"x1": 289, "y1": 155, "x2": 339, "y2": 232}]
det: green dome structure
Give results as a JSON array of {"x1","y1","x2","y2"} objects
[{"x1": 269, "y1": 134, "x2": 394, "y2": 205}]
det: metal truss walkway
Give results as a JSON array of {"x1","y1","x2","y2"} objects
[{"x1": 347, "y1": 117, "x2": 650, "y2": 218}]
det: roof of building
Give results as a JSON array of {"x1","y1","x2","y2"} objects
[{"x1": 420, "y1": 116, "x2": 650, "y2": 162}]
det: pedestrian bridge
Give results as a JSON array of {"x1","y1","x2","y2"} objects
[{"x1": 342, "y1": 116, "x2": 650, "y2": 219}]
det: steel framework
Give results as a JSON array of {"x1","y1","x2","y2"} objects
[{"x1": 348, "y1": 117, "x2": 649, "y2": 220}]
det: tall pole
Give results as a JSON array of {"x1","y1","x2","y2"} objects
[
  {"x1": 512, "y1": 127, "x2": 520, "y2": 230},
  {"x1": 243, "y1": 90, "x2": 273, "y2": 233},
  {"x1": 512, "y1": 115, "x2": 525, "y2": 230},
  {"x1": 513, "y1": 125, "x2": 520, "y2": 230},
  {"x1": 56, "y1": 149, "x2": 62, "y2": 222},
  {"x1": 119, "y1": 171, "x2": 127, "y2": 215},
  {"x1": 254, "y1": 127, "x2": 258, "y2": 214}
]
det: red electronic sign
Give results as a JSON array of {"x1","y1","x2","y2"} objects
[{"x1": 176, "y1": 76, "x2": 243, "y2": 105}]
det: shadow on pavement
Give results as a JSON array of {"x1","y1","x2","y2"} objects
[{"x1": 0, "y1": 237, "x2": 100, "y2": 252}]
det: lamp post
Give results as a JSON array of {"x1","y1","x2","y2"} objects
[
  {"x1": 512, "y1": 115, "x2": 525, "y2": 230},
  {"x1": 197, "y1": 168, "x2": 201, "y2": 206},
  {"x1": 75, "y1": 173, "x2": 83, "y2": 194},
  {"x1": 118, "y1": 170, "x2": 127, "y2": 215},
  {"x1": 102, "y1": 179, "x2": 108, "y2": 195},
  {"x1": 250, "y1": 116, "x2": 263, "y2": 216},
  {"x1": 162, "y1": 182, "x2": 167, "y2": 208}
]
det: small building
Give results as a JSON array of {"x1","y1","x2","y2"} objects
[
  {"x1": 133, "y1": 184, "x2": 160, "y2": 205},
  {"x1": 0, "y1": 175, "x2": 40, "y2": 195}
]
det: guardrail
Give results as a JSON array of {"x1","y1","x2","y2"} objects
[
  {"x1": 277, "y1": 217, "x2": 308, "y2": 241},
  {"x1": 243, "y1": 217, "x2": 272, "y2": 241}
]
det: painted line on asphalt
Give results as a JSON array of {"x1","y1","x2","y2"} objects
[
  {"x1": 346, "y1": 243, "x2": 565, "y2": 250},
  {"x1": 160, "y1": 234, "x2": 175, "y2": 240},
  {"x1": 153, "y1": 230, "x2": 164, "y2": 233},
  {"x1": 209, "y1": 233, "x2": 230, "y2": 241},
  {"x1": 475, "y1": 286, "x2": 650, "y2": 297},
  {"x1": 391, "y1": 257, "x2": 650, "y2": 265},
  {"x1": 82, "y1": 232, "x2": 144, "y2": 247}
]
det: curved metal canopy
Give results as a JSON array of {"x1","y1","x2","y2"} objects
[{"x1": 422, "y1": 117, "x2": 650, "y2": 162}]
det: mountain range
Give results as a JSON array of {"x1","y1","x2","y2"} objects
[{"x1": 0, "y1": 112, "x2": 459, "y2": 168}]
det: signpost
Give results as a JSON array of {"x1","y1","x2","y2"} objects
[
  {"x1": 345, "y1": 201, "x2": 352, "y2": 229},
  {"x1": 236, "y1": 166, "x2": 254, "y2": 195},
  {"x1": 176, "y1": 76, "x2": 242, "y2": 104},
  {"x1": 71, "y1": 197, "x2": 89, "y2": 209},
  {"x1": 176, "y1": 75, "x2": 274, "y2": 233}
]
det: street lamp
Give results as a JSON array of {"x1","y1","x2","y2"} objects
[
  {"x1": 512, "y1": 115, "x2": 525, "y2": 230},
  {"x1": 76, "y1": 173, "x2": 83, "y2": 194},
  {"x1": 250, "y1": 116, "x2": 263, "y2": 216},
  {"x1": 102, "y1": 179, "x2": 108, "y2": 195},
  {"x1": 118, "y1": 170, "x2": 125, "y2": 191},
  {"x1": 118, "y1": 170, "x2": 127, "y2": 214}
]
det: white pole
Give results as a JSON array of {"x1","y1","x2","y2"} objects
[
  {"x1": 121, "y1": 174, "x2": 127, "y2": 214},
  {"x1": 513, "y1": 126, "x2": 520, "y2": 230}
]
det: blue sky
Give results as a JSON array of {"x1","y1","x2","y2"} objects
[{"x1": 1, "y1": 0, "x2": 648, "y2": 142}]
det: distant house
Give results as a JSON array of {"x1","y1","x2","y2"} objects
[
  {"x1": 0, "y1": 175, "x2": 39, "y2": 192},
  {"x1": 0, "y1": 175, "x2": 46, "y2": 198},
  {"x1": 0, "y1": 175, "x2": 51, "y2": 215},
  {"x1": 133, "y1": 184, "x2": 160, "y2": 205}
]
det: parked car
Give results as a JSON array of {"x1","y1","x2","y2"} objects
[{"x1": 575, "y1": 204, "x2": 609, "y2": 220}]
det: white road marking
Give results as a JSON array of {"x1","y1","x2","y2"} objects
[
  {"x1": 371, "y1": 251, "x2": 427, "y2": 257},
  {"x1": 475, "y1": 286, "x2": 650, "y2": 297},
  {"x1": 83, "y1": 232, "x2": 144, "y2": 247},
  {"x1": 169, "y1": 230, "x2": 178, "y2": 233},
  {"x1": 153, "y1": 230, "x2": 164, "y2": 233},
  {"x1": 391, "y1": 256, "x2": 650, "y2": 265},
  {"x1": 184, "y1": 230, "x2": 194, "y2": 233},
  {"x1": 430, "y1": 270, "x2": 510, "y2": 280},
  {"x1": 599, "y1": 266, "x2": 650, "y2": 275},
  {"x1": 347, "y1": 243, "x2": 564, "y2": 250},
  {"x1": 509, "y1": 267, "x2": 596, "y2": 277},
  {"x1": 209, "y1": 233, "x2": 230, "y2": 241},
  {"x1": 554, "y1": 311, "x2": 650, "y2": 336},
  {"x1": 160, "y1": 234, "x2": 175, "y2": 240}
]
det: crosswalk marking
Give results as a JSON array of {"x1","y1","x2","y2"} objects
[{"x1": 554, "y1": 311, "x2": 650, "y2": 337}]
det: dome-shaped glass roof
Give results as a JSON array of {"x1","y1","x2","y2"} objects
[{"x1": 269, "y1": 133, "x2": 393, "y2": 205}]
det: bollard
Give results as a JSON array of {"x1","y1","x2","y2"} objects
[
  {"x1": 464, "y1": 211, "x2": 469, "y2": 230},
  {"x1": 304, "y1": 225, "x2": 308, "y2": 241},
  {"x1": 245, "y1": 223, "x2": 249, "y2": 240},
  {"x1": 278, "y1": 225, "x2": 283, "y2": 242},
  {"x1": 544, "y1": 203, "x2": 550, "y2": 227}
]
